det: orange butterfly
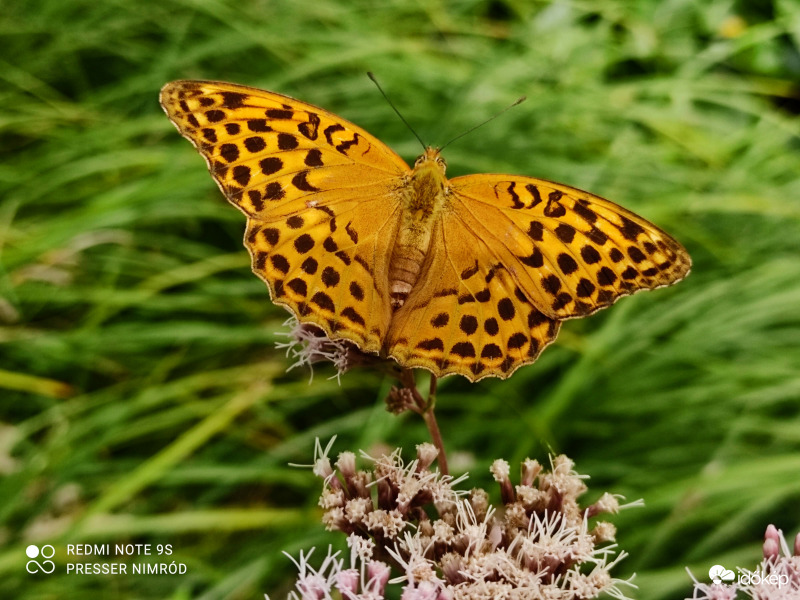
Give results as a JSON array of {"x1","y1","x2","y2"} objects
[{"x1": 161, "y1": 80, "x2": 691, "y2": 381}]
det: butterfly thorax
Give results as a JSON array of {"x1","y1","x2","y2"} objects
[{"x1": 388, "y1": 148, "x2": 449, "y2": 310}]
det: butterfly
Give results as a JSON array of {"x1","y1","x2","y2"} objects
[{"x1": 160, "y1": 80, "x2": 691, "y2": 381}]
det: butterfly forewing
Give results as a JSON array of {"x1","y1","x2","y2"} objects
[
  {"x1": 160, "y1": 80, "x2": 410, "y2": 352},
  {"x1": 449, "y1": 175, "x2": 691, "y2": 320}
]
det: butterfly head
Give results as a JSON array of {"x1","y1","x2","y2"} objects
[{"x1": 413, "y1": 147, "x2": 447, "y2": 176}]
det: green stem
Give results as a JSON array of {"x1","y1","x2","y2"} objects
[{"x1": 399, "y1": 370, "x2": 448, "y2": 475}]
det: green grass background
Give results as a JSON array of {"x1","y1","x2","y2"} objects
[{"x1": 2, "y1": 0, "x2": 799, "y2": 598}]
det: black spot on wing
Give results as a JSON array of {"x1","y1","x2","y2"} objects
[
  {"x1": 264, "y1": 182, "x2": 285, "y2": 201},
  {"x1": 349, "y1": 281, "x2": 364, "y2": 301},
  {"x1": 219, "y1": 144, "x2": 239, "y2": 163},
  {"x1": 507, "y1": 182, "x2": 523, "y2": 209},
  {"x1": 617, "y1": 216, "x2": 645, "y2": 240},
  {"x1": 278, "y1": 133, "x2": 299, "y2": 150},
  {"x1": 202, "y1": 128, "x2": 217, "y2": 143},
  {"x1": 248, "y1": 191, "x2": 263, "y2": 211},
  {"x1": 609, "y1": 248, "x2": 624, "y2": 262},
  {"x1": 460, "y1": 261, "x2": 479, "y2": 280},
  {"x1": 220, "y1": 92, "x2": 247, "y2": 109},
  {"x1": 459, "y1": 315, "x2": 478, "y2": 335},
  {"x1": 324, "y1": 124, "x2": 345, "y2": 146},
  {"x1": 597, "y1": 266, "x2": 617, "y2": 286},
  {"x1": 451, "y1": 342, "x2": 475, "y2": 358},
  {"x1": 586, "y1": 227, "x2": 608, "y2": 245},
  {"x1": 475, "y1": 289, "x2": 491, "y2": 302},
  {"x1": 557, "y1": 253, "x2": 578, "y2": 275},
  {"x1": 266, "y1": 108, "x2": 293, "y2": 119},
  {"x1": 507, "y1": 333, "x2": 528, "y2": 350},
  {"x1": 286, "y1": 215, "x2": 304, "y2": 229},
  {"x1": 519, "y1": 248, "x2": 544, "y2": 269},
  {"x1": 542, "y1": 275, "x2": 561, "y2": 295},
  {"x1": 555, "y1": 224, "x2": 575, "y2": 243},
  {"x1": 628, "y1": 247, "x2": 647, "y2": 263},
  {"x1": 418, "y1": 338, "x2": 444, "y2": 351},
  {"x1": 525, "y1": 184, "x2": 544, "y2": 208},
  {"x1": 294, "y1": 234, "x2": 315, "y2": 253},
  {"x1": 270, "y1": 254, "x2": 289, "y2": 274},
  {"x1": 311, "y1": 291, "x2": 335, "y2": 312},
  {"x1": 248, "y1": 119, "x2": 272, "y2": 132},
  {"x1": 292, "y1": 170, "x2": 319, "y2": 192},
  {"x1": 232, "y1": 165, "x2": 251, "y2": 186},
  {"x1": 527, "y1": 221, "x2": 544, "y2": 241},
  {"x1": 576, "y1": 278, "x2": 595, "y2": 297},
  {"x1": 301, "y1": 257, "x2": 318, "y2": 274},
  {"x1": 573, "y1": 200, "x2": 597, "y2": 223},
  {"x1": 287, "y1": 278, "x2": 307, "y2": 296},
  {"x1": 341, "y1": 307, "x2": 365, "y2": 326},
  {"x1": 498, "y1": 298, "x2": 515, "y2": 320},
  {"x1": 580, "y1": 245, "x2": 601, "y2": 264},
  {"x1": 336, "y1": 133, "x2": 360, "y2": 155},
  {"x1": 244, "y1": 137, "x2": 266, "y2": 153},
  {"x1": 431, "y1": 313, "x2": 449, "y2": 328},
  {"x1": 205, "y1": 110, "x2": 225, "y2": 122},
  {"x1": 481, "y1": 343, "x2": 502, "y2": 359},
  {"x1": 484, "y1": 318, "x2": 499, "y2": 335},
  {"x1": 305, "y1": 149, "x2": 324, "y2": 167},
  {"x1": 262, "y1": 228, "x2": 280, "y2": 246},
  {"x1": 345, "y1": 222, "x2": 359, "y2": 244},
  {"x1": 321, "y1": 266, "x2": 340, "y2": 287},
  {"x1": 298, "y1": 112, "x2": 320, "y2": 140}
]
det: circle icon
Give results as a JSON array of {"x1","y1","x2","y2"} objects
[{"x1": 25, "y1": 544, "x2": 55, "y2": 574}]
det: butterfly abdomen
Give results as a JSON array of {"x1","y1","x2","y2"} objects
[{"x1": 388, "y1": 152, "x2": 449, "y2": 310}]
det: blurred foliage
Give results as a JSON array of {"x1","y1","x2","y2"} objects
[{"x1": 1, "y1": 0, "x2": 799, "y2": 598}]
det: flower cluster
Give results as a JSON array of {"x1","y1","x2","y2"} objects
[
  {"x1": 275, "y1": 317, "x2": 393, "y2": 381},
  {"x1": 687, "y1": 525, "x2": 800, "y2": 600},
  {"x1": 272, "y1": 440, "x2": 636, "y2": 599}
]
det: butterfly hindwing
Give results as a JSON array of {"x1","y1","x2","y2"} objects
[
  {"x1": 386, "y1": 218, "x2": 561, "y2": 380},
  {"x1": 449, "y1": 174, "x2": 691, "y2": 320},
  {"x1": 245, "y1": 197, "x2": 402, "y2": 353}
]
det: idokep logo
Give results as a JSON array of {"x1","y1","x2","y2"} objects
[
  {"x1": 708, "y1": 563, "x2": 790, "y2": 588},
  {"x1": 26, "y1": 544, "x2": 55, "y2": 574},
  {"x1": 708, "y1": 564, "x2": 735, "y2": 584}
]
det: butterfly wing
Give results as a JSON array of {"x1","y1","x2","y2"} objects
[
  {"x1": 385, "y1": 172, "x2": 690, "y2": 381},
  {"x1": 385, "y1": 215, "x2": 562, "y2": 381},
  {"x1": 447, "y1": 174, "x2": 691, "y2": 320},
  {"x1": 160, "y1": 80, "x2": 410, "y2": 353}
]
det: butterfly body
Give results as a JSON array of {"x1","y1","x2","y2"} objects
[
  {"x1": 161, "y1": 80, "x2": 691, "y2": 381},
  {"x1": 390, "y1": 147, "x2": 449, "y2": 309}
]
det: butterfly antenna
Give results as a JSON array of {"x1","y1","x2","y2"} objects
[
  {"x1": 439, "y1": 96, "x2": 527, "y2": 151},
  {"x1": 367, "y1": 72, "x2": 427, "y2": 150}
]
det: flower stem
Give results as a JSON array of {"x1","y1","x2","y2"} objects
[
  {"x1": 399, "y1": 370, "x2": 449, "y2": 476},
  {"x1": 422, "y1": 395, "x2": 448, "y2": 476}
]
